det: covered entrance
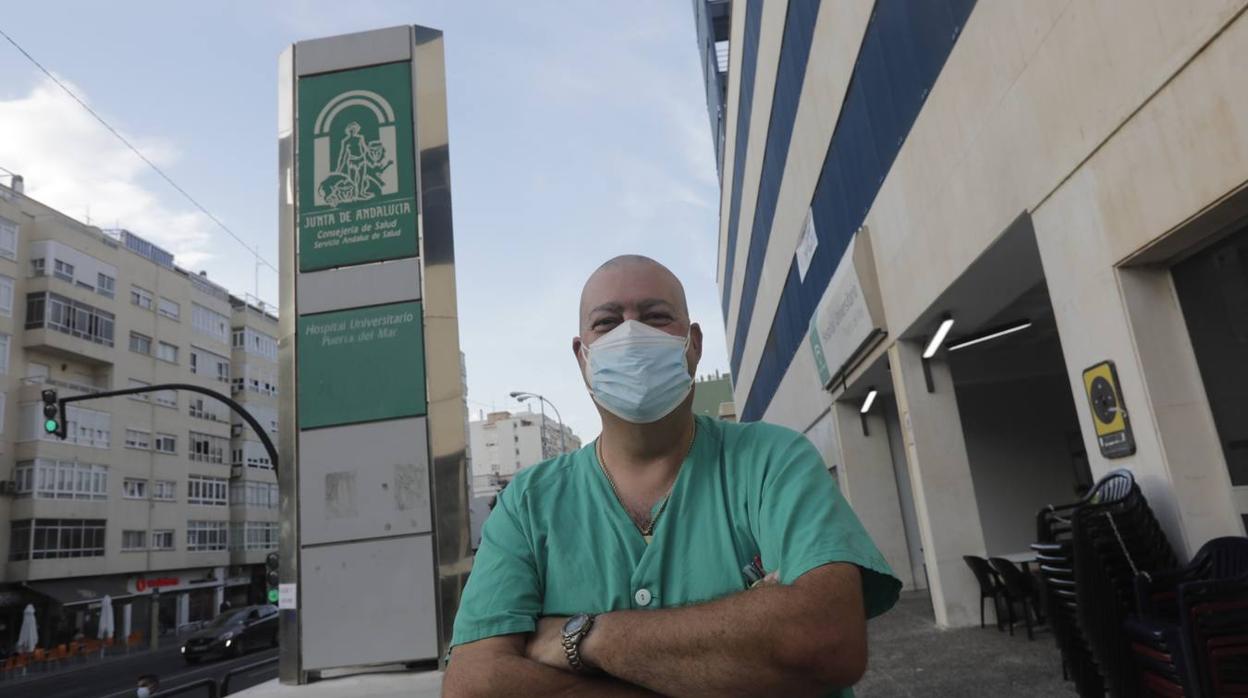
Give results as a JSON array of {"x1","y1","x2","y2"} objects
[{"x1": 873, "y1": 213, "x2": 1089, "y2": 627}]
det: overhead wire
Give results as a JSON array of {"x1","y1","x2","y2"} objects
[{"x1": 0, "y1": 26, "x2": 279, "y2": 275}]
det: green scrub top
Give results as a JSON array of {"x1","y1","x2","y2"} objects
[{"x1": 451, "y1": 415, "x2": 901, "y2": 696}]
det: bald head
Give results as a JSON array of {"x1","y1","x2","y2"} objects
[
  {"x1": 573, "y1": 254, "x2": 703, "y2": 413},
  {"x1": 578, "y1": 255, "x2": 689, "y2": 336}
]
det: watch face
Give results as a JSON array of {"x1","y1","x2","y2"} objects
[{"x1": 563, "y1": 614, "x2": 588, "y2": 636}]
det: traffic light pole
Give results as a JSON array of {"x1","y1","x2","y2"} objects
[{"x1": 50, "y1": 383, "x2": 279, "y2": 474}]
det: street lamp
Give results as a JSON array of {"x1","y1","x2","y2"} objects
[{"x1": 509, "y1": 391, "x2": 567, "y2": 456}]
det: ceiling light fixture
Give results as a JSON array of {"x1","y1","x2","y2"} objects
[
  {"x1": 947, "y1": 320, "x2": 1033, "y2": 352},
  {"x1": 922, "y1": 316, "x2": 955, "y2": 359},
  {"x1": 860, "y1": 389, "x2": 878, "y2": 414}
]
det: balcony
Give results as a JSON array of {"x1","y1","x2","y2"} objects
[{"x1": 23, "y1": 290, "x2": 116, "y2": 365}]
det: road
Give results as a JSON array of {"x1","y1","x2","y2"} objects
[{"x1": 3, "y1": 645, "x2": 279, "y2": 698}]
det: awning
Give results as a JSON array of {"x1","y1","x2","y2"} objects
[
  {"x1": 25, "y1": 577, "x2": 134, "y2": 607},
  {"x1": 0, "y1": 587, "x2": 37, "y2": 608}
]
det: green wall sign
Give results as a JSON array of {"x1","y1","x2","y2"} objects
[
  {"x1": 297, "y1": 61, "x2": 418, "y2": 272},
  {"x1": 297, "y1": 301, "x2": 426, "y2": 429},
  {"x1": 808, "y1": 321, "x2": 831, "y2": 388}
]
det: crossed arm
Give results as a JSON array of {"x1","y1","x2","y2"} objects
[{"x1": 442, "y1": 562, "x2": 866, "y2": 698}]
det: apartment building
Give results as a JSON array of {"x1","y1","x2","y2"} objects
[
  {"x1": 0, "y1": 176, "x2": 279, "y2": 648},
  {"x1": 468, "y1": 411, "x2": 581, "y2": 498}
]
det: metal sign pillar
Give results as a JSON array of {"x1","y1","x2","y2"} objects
[{"x1": 277, "y1": 25, "x2": 470, "y2": 683}]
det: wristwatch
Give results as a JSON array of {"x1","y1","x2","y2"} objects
[{"x1": 561, "y1": 613, "x2": 596, "y2": 673}]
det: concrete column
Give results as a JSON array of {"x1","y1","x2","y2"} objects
[
  {"x1": 176, "y1": 593, "x2": 189, "y2": 629},
  {"x1": 149, "y1": 592, "x2": 160, "y2": 650},
  {"x1": 832, "y1": 400, "x2": 915, "y2": 590},
  {"x1": 888, "y1": 340, "x2": 988, "y2": 628},
  {"x1": 122, "y1": 604, "x2": 132, "y2": 640}
]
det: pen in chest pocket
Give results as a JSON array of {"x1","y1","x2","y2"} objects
[{"x1": 742, "y1": 554, "x2": 766, "y2": 587}]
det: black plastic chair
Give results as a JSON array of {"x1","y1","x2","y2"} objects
[
  {"x1": 1130, "y1": 537, "x2": 1248, "y2": 697},
  {"x1": 964, "y1": 555, "x2": 1004, "y2": 630},
  {"x1": 990, "y1": 557, "x2": 1045, "y2": 640}
]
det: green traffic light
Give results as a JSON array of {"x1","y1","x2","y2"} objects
[
  {"x1": 267, "y1": 588, "x2": 279, "y2": 603},
  {"x1": 44, "y1": 419, "x2": 58, "y2": 434}
]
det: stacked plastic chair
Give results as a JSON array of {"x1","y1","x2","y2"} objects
[
  {"x1": 1070, "y1": 473, "x2": 1178, "y2": 697},
  {"x1": 1127, "y1": 536, "x2": 1248, "y2": 697},
  {"x1": 1033, "y1": 469, "x2": 1178, "y2": 697}
]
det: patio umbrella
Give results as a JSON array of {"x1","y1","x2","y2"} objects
[
  {"x1": 17, "y1": 603, "x2": 38, "y2": 653},
  {"x1": 98, "y1": 595, "x2": 115, "y2": 655}
]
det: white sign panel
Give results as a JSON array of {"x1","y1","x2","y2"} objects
[
  {"x1": 279, "y1": 583, "x2": 298, "y2": 610},
  {"x1": 808, "y1": 234, "x2": 879, "y2": 386},
  {"x1": 796, "y1": 208, "x2": 819, "y2": 282}
]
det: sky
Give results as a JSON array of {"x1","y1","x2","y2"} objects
[{"x1": 0, "y1": 1, "x2": 728, "y2": 444}]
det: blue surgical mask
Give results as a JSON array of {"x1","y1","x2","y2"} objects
[
  {"x1": 137, "y1": 688, "x2": 152, "y2": 698},
  {"x1": 581, "y1": 320, "x2": 693, "y2": 423}
]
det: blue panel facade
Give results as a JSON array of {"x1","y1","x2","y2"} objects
[
  {"x1": 729, "y1": 0, "x2": 822, "y2": 377},
  {"x1": 720, "y1": 0, "x2": 764, "y2": 320},
  {"x1": 739, "y1": 0, "x2": 977, "y2": 423}
]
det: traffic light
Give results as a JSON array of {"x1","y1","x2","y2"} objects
[
  {"x1": 41, "y1": 389, "x2": 62, "y2": 438},
  {"x1": 266, "y1": 551, "x2": 280, "y2": 604}
]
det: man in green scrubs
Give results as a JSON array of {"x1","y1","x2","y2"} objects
[{"x1": 445, "y1": 256, "x2": 900, "y2": 697}]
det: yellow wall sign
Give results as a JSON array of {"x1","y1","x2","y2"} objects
[{"x1": 1082, "y1": 360, "x2": 1136, "y2": 458}]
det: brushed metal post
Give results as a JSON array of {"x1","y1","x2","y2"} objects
[{"x1": 412, "y1": 25, "x2": 472, "y2": 666}]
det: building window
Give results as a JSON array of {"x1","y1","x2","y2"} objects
[
  {"x1": 53, "y1": 259, "x2": 74, "y2": 282},
  {"x1": 153, "y1": 389, "x2": 177, "y2": 408},
  {"x1": 0, "y1": 274, "x2": 13, "y2": 317},
  {"x1": 129, "y1": 332, "x2": 152, "y2": 355},
  {"x1": 186, "y1": 520, "x2": 228, "y2": 552},
  {"x1": 189, "y1": 431, "x2": 227, "y2": 464},
  {"x1": 236, "y1": 366, "x2": 279, "y2": 398},
  {"x1": 128, "y1": 378, "x2": 151, "y2": 402},
  {"x1": 0, "y1": 334, "x2": 10, "y2": 375},
  {"x1": 230, "y1": 521, "x2": 278, "y2": 551},
  {"x1": 190, "y1": 347, "x2": 230, "y2": 383},
  {"x1": 14, "y1": 460, "x2": 108, "y2": 500},
  {"x1": 189, "y1": 396, "x2": 224, "y2": 422},
  {"x1": 122, "y1": 530, "x2": 146, "y2": 551},
  {"x1": 234, "y1": 328, "x2": 278, "y2": 361},
  {"x1": 234, "y1": 440, "x2": 273, "y2": 470},
  {"x1": 96, "y1": 273, "x2": 115, "y2": 299},
  {"x1": 231, "y1": 481, "x2": 279, "y2": 509},
  {"x1": 151, "y1": 529, "x2": 175, "y2": 550},
  {"x1": 122, "y1": 478, "x2": 148, "y2": 499},
  {"x1": 192, "y1": 303, "x2": 230, "y2": 344},
  {"x1": 125, "y1": 428, "x2": 151, "y2": 450},
  {"x1": 156, "y1": 341, "x2": 178, "y2": 363},
  {"x1": 187, "y1": 475, "x2": 228, "y2": 505},
  {"x1": 157, "y1": 297, "x2": 180, "y2": 321},
  {"x1": 131, "y1": 285, "x2": 154, "y2": 310},
  {"x1": 8, "y1": 519, "x2": 106, "y2": 560},
  {"x1": 25, "y1": 292, "x2": 116, "y2": 346},
  {"x1": 154, "y1": 433, "x2": 177, "y2": 454},
  {"x1": 30, "y1": 258, "x2": 45, "y2": 277},
  {"x1": 0, "y1": 217, "x2": 16, "y2": 260},
  {"x1": 152, "y1": 480, "x2": 177, "y2": 501}
]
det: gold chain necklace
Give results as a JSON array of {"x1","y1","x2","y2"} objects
[{"x1": 596, "y1": 424, "x2": 696, "y2": 541}]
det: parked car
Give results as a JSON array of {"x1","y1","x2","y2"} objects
[{"x1": 181, "y1": 604, "x2": 278, "y2": 663}]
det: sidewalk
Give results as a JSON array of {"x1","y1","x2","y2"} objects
[
  {"x1": 233, "y1": 665, "x2": 442, "y2": 698},
  {"x1": 1, "y1": 643, "x2": 174, "y2": 687},
  {"x1": 856, "y1": 591, "x2": 1076, "y2": 697}
]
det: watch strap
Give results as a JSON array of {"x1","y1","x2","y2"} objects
[{"x1": 561, "y1": 614, "x2": 596, "y2": 673}]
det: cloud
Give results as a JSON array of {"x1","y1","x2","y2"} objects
[{"x1": 0, "y1": 76, "x2": 217, "y2": 267}]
